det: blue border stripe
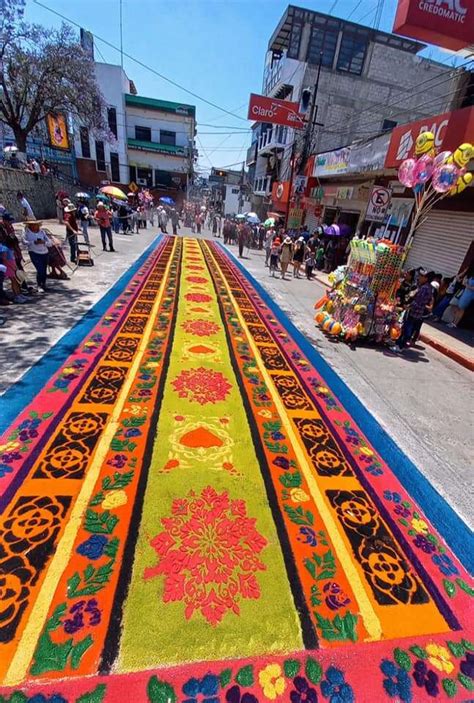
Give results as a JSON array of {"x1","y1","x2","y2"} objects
[
  {"x1": 0, "y1": 234, "x2": 162, "y2": 434},
  {"x1": 219, "y1": 243, "x2": 473, "y2": 575}
]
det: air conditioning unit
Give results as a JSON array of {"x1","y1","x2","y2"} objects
[{"x1": 136, "y1": 178, "x2": 147, "y2": 185}]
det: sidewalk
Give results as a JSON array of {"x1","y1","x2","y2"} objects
[
  {"x1": 0, "y1": 219, "x2": 159, "y2": 394},
  {"x1": 312, "y1": 269, "x2": 473, "y2": 371}
]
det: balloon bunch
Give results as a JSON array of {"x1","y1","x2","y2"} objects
[{"x1": 398, "y1": 133, "x2": 473, "y2": 242}]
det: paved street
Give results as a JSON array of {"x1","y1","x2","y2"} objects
[{"x1": 219, "y1": 234, "x2": 473, "y2": 529}]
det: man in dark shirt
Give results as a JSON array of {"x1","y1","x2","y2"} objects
[{"x1": 395, "y1": 269, "x2": 433, "y2": 351}]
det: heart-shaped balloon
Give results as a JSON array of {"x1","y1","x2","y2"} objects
[
  {"x1": 398, "y1": 158, "x2": 417, "y2": 187},
  {"x1": 413, "y1": 154, "x2": 434, "y2": 184},
  {"x1": 432, "y1": 163, "x2": 459, "y2": 193}
]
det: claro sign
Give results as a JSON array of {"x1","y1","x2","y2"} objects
[
  {"x1": 393, "y1": 0, "x2": 474, "y2": 51},
  {"x1": 248, "y1": 94, "x2": 305, "y2": 129}
]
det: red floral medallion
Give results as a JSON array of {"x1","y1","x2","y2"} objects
[
  {"x1": 182, "y1": 319, "x2": 219, "y2": 337},
  {"x1": 186, "y1": 276, "x2": 208, "y2": 284},
  {"x1": 172, "y1": 367, "x2": 232, "y2": 405},
  {"x1": 185, "y1": 293, "x2": 212, "y2": 303},
  {"x1": 144, "y1": 486, "x2": 267, "y2": 625},
  {"x1": 186, "y1": 265, "x2": 205, "y2": 272}
]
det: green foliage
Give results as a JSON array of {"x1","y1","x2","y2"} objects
[
  {"x1": 442, "y1": 678, "x2": 457, "y2": 698},
  {"x1": 147, "y1": 675, "x2": 176, "y2": 703},
  {"x1": 30, "y1": 604, "x2": 93, "y2": 675},
  {"x1": 284, "y1": 505, "x2": 314, "y2": 526},
  {"x1": 284, "y1": 659, "x2": 300, "y2": 678},
  {"x1": 84, "y1": 509, "x2": 118, "y2": 534},
  {"x1": 315, "y1": 611, "x2": 358, "y2": 642},
  {"x1": 409, "y1": 645, "x2": 427, "y2": 659},
  {"x1": 67, "y1": 559, "x2": 115, "y2": 597},
  {"x1": 235, "y1": 665, "x2": 254, "y2": 687},
  {"x1": 279, "y1": 471, "x2": 302, "y2": 488},
  {"x1": 304, "y1": 550, "x2": 336, "y2": 581},
  {"x1": 394, "y1": 648, "x2": 412, "y2": 671},
  {"x1": 219, "y1": 668, "x2": 232, "y2": 688},
  {"x1": 443, "y1": 579, "x2": 456, "y2": 598},
  {"x1": 305, "y1": 657, "x2": 322, "y2": 684}
]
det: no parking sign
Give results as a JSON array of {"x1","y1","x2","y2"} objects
[{"x1": 366, "y1": 186, "x2": 391, "y2": 222}]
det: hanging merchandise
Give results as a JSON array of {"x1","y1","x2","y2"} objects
[{"x1": 313, "y1": 133, "x2": 473, "y2": 346}]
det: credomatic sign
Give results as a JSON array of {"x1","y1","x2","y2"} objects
[
  {"x1": 393, "y1": 0, "x2": 474, "y2": 50},
  {"x1": 248, "y1": 94, "x2": 305, "y2": 129}
]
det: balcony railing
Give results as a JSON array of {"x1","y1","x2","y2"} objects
[
  {"x1": 257, "y1": 126, "x2": 288, "y2": 155},
  {"x1": 254, "y1": 175, "x2": 272, "y2": 196},
  {"x1": 246, "y1": 143, "x2": 257, "y2": 167}
]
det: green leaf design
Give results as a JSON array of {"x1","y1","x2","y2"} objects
[
  {"x1": 409, "y1": 645, "x2": 427, "y2": 659},
  {"x1": 443, "y1": 579, "x2": 456, "y2": 598},
  {"x1": 30, "y1": 604, "x2": 93, "y2": 675},
  {"x1": 0, "y1": 693, "x2": 28, "y2": 703},
  {"x1": 284, "y1": 659, "x2": 300, "y2": 678},
  {"x1": 458, "y1": 672, "x2": 474, "y2": 691},
  {"x1": 104, "y1": 536, "x2": 120, "y2": 558},
  {"x1": 84, "y1": 509, "x2": 118, "y2": 534},
  {"x1": 394, "y1": 648, "x2": 412, "y2": 671},
  {"x1": 219, "y1": 668, "x2": 232, "y2": 688},
  {"x1": 398, "y1": 518, "x2": 409, "y2": 527},
  {"x1": 462, "y1": 639, "x2": 474, "y2": 651},
  {"x1": 310, "y1": 584, "x2": 322, "y2": 607},
  {"x1": 235, "y1": 664, "x2": 254, "y2": 687},
  {"x1": 314, "y1": 611, "x2": 358, "y2": 642},
  {"x1": 456, "y1": 578, "x2": 474, "y2": 597},
  {"x1": 441, "y1": 679, "x2": 457, "y2": 698},
  {"x1": 68, "y1": 559, "x2": 115, "y2": 597},
  {"x1": 147, "y1": 675, "x2": 177, "y2": 703},
  {"x1": 305, "y1": 657, "x2": 322, "y2": 684},
  {"x1": 102, "y1": 471, "x2": 134, "y2": 491},
  {"x1": 279, "y1": 472, "x2": 302, "y2": 488},
  {"x1": 284, "y1": 505, "x2": 314, "y2": 526},
  {"x1": 447, "y1": 641, "x2": 465, "y2": 658},
  {"x1": 76, "y1": 684, "x2": 107, "y2": 703}
]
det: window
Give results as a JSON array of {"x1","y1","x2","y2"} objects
[
  {"x1": 110, "y1": 152, "x2": 120, "y2": 182},
  {"x1": 336, "y1": 31, "x2": 368, "y2": 75},
  {"x1": 137, "y1": 167, "x2": 152, "y2": 187},
  {"x1": 287, "y1": 21, "x2": 302, "y2": 59},
  {"x1": 129, "y1": 165, "x2": 137, "y2": 183},
  {"x1": 135, "y1": 125, "x2": 151, "y2": 141},
  {"x1": 160, "y1": 130, "x2": 176, "y2": 146},
  {"x1": 107, "y1": 107, "x2": 118, "y2": 139},
  {"x1": 95, "y1": 140, "x2": 106, "y2": 171},
  {"x1": 382, "y1": 119, "x2": 398, "y2": 132},
  {"x1": 80, "y1": 127, "x2": 90, "y2": 158},
  {"x1": 307, "y1": 23, "x2": 339, "y2": 68}
]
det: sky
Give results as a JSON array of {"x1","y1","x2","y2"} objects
[{"x1": 26, "y1": 0, "x2": 464, "y2": 175}]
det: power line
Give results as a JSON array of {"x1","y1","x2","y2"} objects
[
  {"x1": 346, "y1": 0, "x2": 364, "y2": 20},
  {"x1": 33, "y1": 0, "x2": 248, "y2": 122}
]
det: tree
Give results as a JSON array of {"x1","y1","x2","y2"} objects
[{"x1": 0, "y1": 2, "x2": 107, "y2": 152}]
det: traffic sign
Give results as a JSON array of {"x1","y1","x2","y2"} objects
[{"x1": 366, "y1": 186, "x2": 391, "y2": 222}]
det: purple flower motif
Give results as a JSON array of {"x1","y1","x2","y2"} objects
[
  {"x1": 413, "y1": 661, "x2": 439, "y2": 697},
  {"x1": 63, "y1": 599, "x2": 101, "y2": 634},
  {"x1": 298, "y1": 527, "x2": 318, "y2": 546},
  {"x1": 138, "y1": 389, "x2": 152, "y2": 397},
  {"x1": 107, "y1": 453, "x2": 127, "y2": 469},
  {"x1": 413, "y1": 534, "x2": 436, "y2": 554},
  {"x1": 1, "y1": 451, "x2": 22, "y2": 464},
  {"x1": 124, "y1": 428, "x2": 142, "y2": 438},
  {"x1": 53, "y1": 379, "x2": 69, "y2": 389},
  {"x1": 394, "y1": 504, "x2": 411, "y2": 518},
  {"x1": 62, "y1": 373, "x2": 78, "y2": 381},
  {"x1": 273, "y1": 455, "x2": 290, "y2": 470},
  {"x1": 290, "y1": 676, "x2": 318, "y2": 703},
  {"x1": 270, "y1": 430, "x2": 285, "y2": 441},
  {"x1": 460, "y1": 652, "x2": 474, "y2": 679},
  {"x1": 323, "y1": 582, "x2": 351, "y2": 611},
  {"x1": 225, "y1": 685, "x2": 258, "y2": 703},
  {"x1": 0, "y1": 463, "x2": 13, "y2": 478}
]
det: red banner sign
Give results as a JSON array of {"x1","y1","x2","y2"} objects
[
  {"x1": 248, "y1": 94, "x2": 305, "y2": 129},
  {"x1": 385, "y1": 106, "x2": 474, "y2": 168},
  {"x1": 393, "y1": 0, "x2": 474, "y2": 51}
]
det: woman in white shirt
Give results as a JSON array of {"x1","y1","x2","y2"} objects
[{"x1": 23, "y1": 220, "x2": 52, "y2": 292}]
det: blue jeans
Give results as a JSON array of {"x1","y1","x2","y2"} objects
[
  {"x1": 29, "y1": 251, "x2": 48, "y2": 288},
  {"x1": 399, "y1": 314, "x2": 422, "y2": 349},
  {"x1": 100, "y1": 226, "x2": 114, "y2": 250}
]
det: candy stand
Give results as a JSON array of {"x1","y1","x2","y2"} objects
[{"x1": 315, "y1": 132, "x2": 473, "y2": 345}]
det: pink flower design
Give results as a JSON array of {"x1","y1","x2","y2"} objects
[
  {"x1": 144, "y1": 486, "x2": 267, "y2": 625},
  {"x1": 172, "y1": 367, "x2": 232, "y2": 405},
  {"x1": 185, "y1": 293, "x2": 212, "y2": 303},
  {"x1": 187, "y1": 276, "x2": 208, "y2": 284},
  {"x1": 182, "y1": 319, "x2": 220, "y2": 337}
]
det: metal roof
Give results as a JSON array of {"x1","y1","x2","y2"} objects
[
  {"x1": 268, "y1": 5, "x2": 425, "y2": 55},
  {"x1": 125, "y1": 94, "x2": 196, "y2": 117}
]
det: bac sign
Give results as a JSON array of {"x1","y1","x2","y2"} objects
[
  {"x1": 393, "y1": 0, "x2": 474, "y2": 51},
  {"x1": 385, "y1": 106, "x2": 474, "y2": 168},
  {"x1": 366, "y1": 187, "x2": 391, "y2": 223},
  {"x1": 248, "y1": 94, "x2": 305, "y2": 130}
]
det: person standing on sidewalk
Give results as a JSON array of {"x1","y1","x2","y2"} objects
[
  {"x1": 64, "y1": 204, "x2": 81, "y2": 263},
  {"x1": 76, "y1": 198, "x2": 91, "y2": 245},
  {"x1": 394, "y1": 269, "x2": 433, "y2": 352},
  {"x1": 170, "y1": 208, "x2": 180, "y2": 235},
  {"x1": 23, "y1": 220, "x2": 52, "y2": 292},
  {"x1": 16, "y1": 191, "x2": 35, "y2": 221},
  {"x1": 280, "y1": 236, "x2": 293, "y2": 279},
  {"x1": 94, "y1": 202, "x2": 115, "y2": 252}
]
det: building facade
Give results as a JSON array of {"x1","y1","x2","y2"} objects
[{"x1": 248, "y1": 4, "x2": 472, "y2": 218}]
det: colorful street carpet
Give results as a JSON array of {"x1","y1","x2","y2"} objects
[{"x1": 0, "y1": 236, "x2": 472, "y2": 703}]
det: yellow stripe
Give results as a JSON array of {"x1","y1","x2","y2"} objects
[
  {"x1": 5, "y1": 238, "x2": 176, "y2": 685},
  {"x1": 206, "y1": 242, "x2": 382, "y2": 642}
]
